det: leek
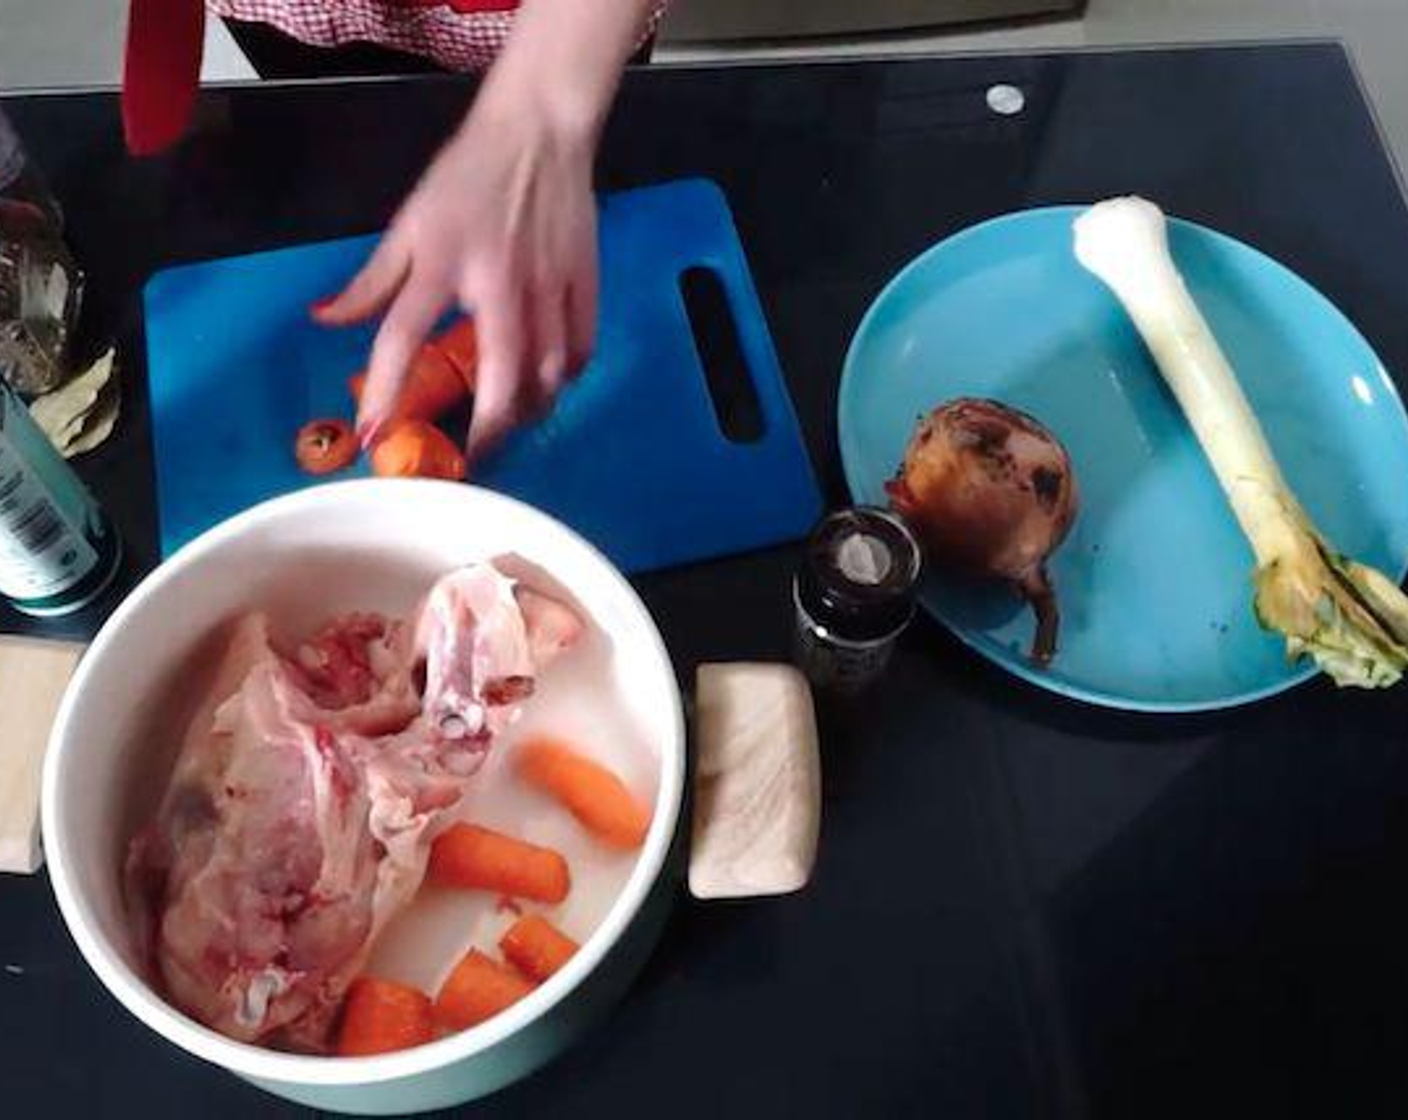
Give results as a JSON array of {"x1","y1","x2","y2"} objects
[{"x1": 1073, "y1": 196, "x2": 1408, "y2": 687}]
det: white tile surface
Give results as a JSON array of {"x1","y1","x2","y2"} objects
[
  {"x1": 204, "y1": 15, "x2": 258, "y2": 82},
  {"x1": 0, "y1": 1, "x2": 253, "y2": 89},
  {"x1": 0, "y1": 0, "x2": 127, "y2": 90}
]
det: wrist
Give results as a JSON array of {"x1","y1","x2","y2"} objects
[
  {"x1": 490, "y1": 71, "x2": 606, "y2": 152},
  {"x1": 472, "y1": 33, "x2": 617, "y2": 153},
  {"x1": 467, "y1": 0, "x2": 655, "y2": 149}
]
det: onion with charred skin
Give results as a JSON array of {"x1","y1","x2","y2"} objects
[{"x1": 885, "y1": 398, "x2": 1078, "y2": 665}]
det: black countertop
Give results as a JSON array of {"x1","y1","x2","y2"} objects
[{"x1": 5, "y1": 42, "x2": 1408, "y2": 1119}]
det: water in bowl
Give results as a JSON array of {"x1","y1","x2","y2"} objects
[{"x1": 364, "y1": 614, "x2": 661, "y2": 997}]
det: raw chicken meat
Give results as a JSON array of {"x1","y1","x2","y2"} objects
[{"x1": 124, "y1": 561, "x2": 582, "y2": 1051}]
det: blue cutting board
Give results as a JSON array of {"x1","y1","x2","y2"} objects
[{"x1": 144, "y1": 178, "x2": 821, "y2": 571}]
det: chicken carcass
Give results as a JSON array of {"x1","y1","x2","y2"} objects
[{"x1": 125, "y1": 562, "x2": 581, "y2": 1051}]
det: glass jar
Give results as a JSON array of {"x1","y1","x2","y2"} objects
[
  {"x1": 792, "y1": 506, "x2": 923, "y2": 693},
  {"x1": 0, "y1": 110, "x2": 81, "y2": 398}
]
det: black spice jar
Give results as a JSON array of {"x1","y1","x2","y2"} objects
[{"x1": 792, "y1": 506, "x2": 923, "y2": 693}]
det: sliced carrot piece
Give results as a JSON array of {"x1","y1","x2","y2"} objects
[
  {"x1": 500, "y1": 914, "x2": 579, "y2": 983},
  {"x1": 348, "y1": 344, "x2": 468, "y2": 423},
  {"x1": 428, "y1": 823, "x2": 571, "y2": 903},
  {"x1": 434, "y1": 949, "x2": 535, "y2": 1031},
  {"x1": 516, "y1": 738, "x2": 651, "y2": 850},
  {"x1": 369, "y1": 419, "x2": 466, "y2": 481},
  {"x1": 336, "y1": 976, "x2": 435, "y2": 1056},
  {"x1": 295, "y1": 417, "x2": 358, "y2": 475},
  {"x1": 432, "y1": 318, "x2": 478, "y2": 387}
]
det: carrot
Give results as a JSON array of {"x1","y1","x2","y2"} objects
[
  {"x1": 432, "y1": 318, "x2": 478, "y2": 386},
  {"x1": 369, "y1": 419, "x2": 466, "y2": 481},
  {"x1": 428, "y1": 822, "x2": 571, "y2": 902},
  {"x1": 516, "y1": 738, "x2": 651, "y2": 850},
  {"x1": 294, "y1": 418, "x2": 358, "y2": 475},
  {"x1": 434, "y1": 949, "x2": 535, "y2": 1031},
  {"x1": 336, "y1": 976, "x2": 435, "y2": 1056},
  {"x1": 499, "y1": 914, "x2": 579, "y2": 983},
  {"x1": 348, "y1": 344, "x2": 467, "y2": 423}
]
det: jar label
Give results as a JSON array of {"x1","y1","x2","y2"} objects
[
  {"x1": 0, "y1": 383, "x2": 101, "y2": 601},
  {"x1": 794, "y1": 618, "x2": 896, "y2": 693}
]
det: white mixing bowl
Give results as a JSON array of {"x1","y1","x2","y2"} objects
[{"x1": 42, "y1": 480, "x2": 685, "y2": 1114}]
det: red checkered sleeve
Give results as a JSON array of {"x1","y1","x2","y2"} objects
[{"x1": 207, "y1": 0, "x2": 665, "y2": 71}]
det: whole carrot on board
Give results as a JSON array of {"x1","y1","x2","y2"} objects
[
  {"x1": 435, "y1": 949, "x2": 535, "y2": 1031},
  {"x1": 500, "y1": 914, "x2": 579, "y2": 983},
  {"x1": 348, "y1": 344, "x2": 468, "y2": 424},
  {"x1": 369, "y1": 419, "x2": 466, "y2": 481},
  {"x1": 336, "y1": 976, "x2": 436, "y2": 1056},
  {"x1": 516, "y1": 738, "x2": 652, "y2": 850},
  {"x1": 432, "y1": 318, "x2": 478, "y2": 386},
  {"x1": 428, "y1": 822, "x2": 571, "y2": 903}
]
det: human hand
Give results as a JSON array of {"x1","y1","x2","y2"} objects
[{"x1": 313, "y1": 90, "x2": 599, "y2": 461}]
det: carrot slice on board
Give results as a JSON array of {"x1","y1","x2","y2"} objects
[
  {"x1": 295, "y1": 418, "x2": 358, "y2": 475},
  {"x1": 348, "y1": 344, "x2": 469, "y2": 423},
  {"x1": 369, "y1": 419, "x2": 466, "y2": 481},
  {"x1": 433, "y1": 318, "x2": 478, "y2": 387}
]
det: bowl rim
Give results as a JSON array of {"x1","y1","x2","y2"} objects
[{"x1": 42, "y1": 478, "x2": 686, "y2": 1087}]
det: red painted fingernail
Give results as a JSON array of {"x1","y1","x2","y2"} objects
[{"x1": 308, "y1": 295, "x2": 335, "y2": 316}]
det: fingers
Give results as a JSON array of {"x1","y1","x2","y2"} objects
[
  {"x1": 522, "y1": 212, "x2": 597, "y2": 420},
  {"x1": 565, "y1": 266, "x2": 598, "y2": 375},
  {"x1": 527, "y1": 286, "x2": 569, "y2": 419},
  {"x1": 312, "y1": 233, "x2": 411, "y2": 326},
  {"x1": 466, "y1": 272, "x2": 527, "y2": 463},
  {"x1": 332, "y1": 263, "x2": 594, "y2": 460},
  {"x1": 357, "y1": 275, "x2": 451, "y2": 442},
  {"x1": 469, "y1": 257, "x2": 596, "y2": 459},
  {"x1": 468, "y1": 268, "x2": 586, "y2": 459}
]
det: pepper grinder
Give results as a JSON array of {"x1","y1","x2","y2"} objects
[{"x1": 792, "y1": 506, "x2": 923, "y2": 694}]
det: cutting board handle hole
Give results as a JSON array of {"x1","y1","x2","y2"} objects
[{"x1": 680, "y1": 266, "x2": 765, "y2": 444}]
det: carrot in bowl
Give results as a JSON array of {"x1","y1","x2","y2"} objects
[
  {"x1": 515, "y1": 738, "x2": 652, "y2": 850},
  {"x1": 434, "y1": 949, "x2": 535, "y2": 1031},
  {"x1": 500, "y1": 914, "x2": 579, "y2": 983},
  {"x1": 336, "y1": 976, "x2": 435, "y2": 1056},
  {"x1": 348, "y1": 343, "x2": 468, "y2": 424},
  {"x1": 428, "y1": 822, "x2": 571, "y2": 903},
  {"x1": 369, "y1": 419, "x2": 466, "y2": 481}
]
